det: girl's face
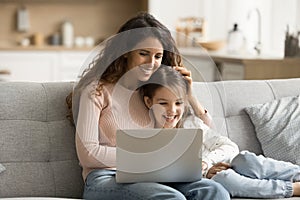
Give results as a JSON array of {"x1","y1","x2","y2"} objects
[
  {"x1": 144, "y1": 87, "x2": 185, "y2": 128},
  {"x1": 126, "y1": 37, "x2": 164, "y2": 82}
]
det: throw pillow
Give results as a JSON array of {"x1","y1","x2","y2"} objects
[
  {"x1": 0, "y1": 163, "x2": 5, "y2": 174},
  {"x1": 244, "y1": 95, "x2": 300, "y2": 165}
]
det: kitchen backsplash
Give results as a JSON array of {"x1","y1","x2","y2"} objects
[{"x1": 0, "y1": 0, "x2": 147, "y2": 47}]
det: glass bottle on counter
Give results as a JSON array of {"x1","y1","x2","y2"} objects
[
  {"x1": 227, "y1": 23, "x2": 245, "y2": 54},
  {"x1": 62, "y1": 20, "x2": 74, "y2": 48}
]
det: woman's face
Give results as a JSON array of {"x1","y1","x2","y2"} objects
[
  {"x1": 144, "y1": 87, "x2": 185, "y2": 128},
  {"x1": 126, "y1": 37, "x2": 164, "y2": 82}
]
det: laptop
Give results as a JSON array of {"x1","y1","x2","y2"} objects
[{"x1": 116, "y1": 128, "x2": 203, "y2": 183}]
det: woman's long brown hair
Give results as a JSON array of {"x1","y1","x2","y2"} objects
[{"x1": 66, "y1": 12, "x2": 184, "y2": 124}]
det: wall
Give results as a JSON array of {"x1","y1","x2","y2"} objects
[
  {"x1": 0, "y1": 0, "x2": 146, "y2": 47},
  {"x1": 148, "y1": 0, "x2": 299, "y2": 56},
  {"x1": 271, "y1": 0, "x2": 299, "y2": 56},
  {"x1": 148, "y1": 0, "x2": 202, "y2": 35}
]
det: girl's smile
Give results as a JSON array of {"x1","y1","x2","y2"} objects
[{"x1": 144, "y1": 86, "x2": 185, "y2": 128}]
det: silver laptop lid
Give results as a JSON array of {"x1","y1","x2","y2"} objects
[{"x1": 116, "y1": 128, "x2": 203, "y2": 183}]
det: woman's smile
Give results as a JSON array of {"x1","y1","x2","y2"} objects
[{"x1": 139, "y1": 64, "x2": 156, "y2": 76}]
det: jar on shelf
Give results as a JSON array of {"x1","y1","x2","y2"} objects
[{"x1": 62, "y1": 20, "x2": 74, "y2": 48}]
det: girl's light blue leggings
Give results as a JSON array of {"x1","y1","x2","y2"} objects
[{"x1": 212, "y1": 150, "x2": 300, "y2": 198}]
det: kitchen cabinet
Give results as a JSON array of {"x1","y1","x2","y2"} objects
[
  {"x1": 179, "y1": 48, "x2": 300, "y2": 81},
  {"x1": 182, "y1": 55, "x2": 216, "y2": 82},
  {"x1": 0, "y1": 50, "x2": 90, "y2": 82},
  {"x1": 211, "y1": 55, "x2": 300, "y2": 80},
  {"x1": 0, "y1": 52, "x2": 57, "y2": 82},
  {"x1": 57, "y1": 51, "x2": 91, "y2": 82},
  {"x1": 180, "y1": 48, "x2": 221, "y2": 82}
]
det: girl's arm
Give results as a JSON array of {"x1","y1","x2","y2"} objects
[
  {"x1": 183, "y1": 116, "x2": 239, "y2": 177},
  {"x1": 188, "y1": 95, "x2": 213, "y2": 127},
  {"x1": 202, "y1": 126, "x2": 239, "y2": 177}
]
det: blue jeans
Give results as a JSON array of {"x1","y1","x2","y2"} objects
[
  {"x1": 83, "y1": 169, "x2": 230, "y2": 200},
  {"x1": 212, "y1": 150, "x2": 300, "y2": 198}
]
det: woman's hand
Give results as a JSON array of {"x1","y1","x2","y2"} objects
[
  {"x1": 173, "y1": 66, "x2": 208, "y2": 120},
  {"x1": 173, "y1": 66, "x2": 192, "y2": 86},
  {"x1": 173, "y1": 66, "x2": 194, "y2": 99},
  {"x1": 206, "y1": 162, "x2": 231, "y2": 179}
]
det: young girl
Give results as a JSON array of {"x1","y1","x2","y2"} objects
[
  {"x1": 139, "y1": 65, "x2": 239, "y2": 177},
  {"x1": 140, "y1": 66, "x2": 300, "y2": 199},
  {"x1": 69, "y1": 12, "x2": 230, "y2": 200}
]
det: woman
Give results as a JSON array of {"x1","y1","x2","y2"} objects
[{"x1": 68, "y1": 13, "x2": 230, "y2": 200}]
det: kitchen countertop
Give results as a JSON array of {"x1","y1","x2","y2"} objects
[
  {"x1": 179, "y1": 47, "x2": 284, "y2": 61},
  {"x1": 1, "y1": 46, "x2": 298, "y2": 81},
  {"x1": 1, "y1": 45, "x2": 297, "y2": 63},
  {"x1": 179, "y1": 47, "x2": 300, "y2": 80},
  {"x1": 0, "y1": 45, "x2": 286, "y2": 60}
]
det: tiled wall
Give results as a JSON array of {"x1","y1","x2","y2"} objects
[{"x1": 0, "y1": 0, "x2": 147, "y2": 46}]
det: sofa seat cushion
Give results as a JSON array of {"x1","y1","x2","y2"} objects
[{"x1": 244, "y1": 95, "x2": 300, "y2": 165}]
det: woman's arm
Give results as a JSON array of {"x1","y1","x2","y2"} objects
[
  {"x1": 75, "y1": 87, "x2": 116, "y2": 169},
  {"x1": 173, "y1": 66, "x2": 213, "y2": 127}
]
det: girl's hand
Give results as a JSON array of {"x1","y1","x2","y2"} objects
[{"x1": 206, "y1": 162, "x2": 231, "y2": 179}]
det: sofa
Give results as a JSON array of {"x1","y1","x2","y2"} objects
[
  {"x1": 0, "y1": 82, "x2": 83, "y2": 199},
  {"x1": 0, "y1": 79, "x2": 299, "y2": 200}
]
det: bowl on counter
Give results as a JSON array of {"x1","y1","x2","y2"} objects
[
  {"x1": 0, "y1": 69, "x2": 11, "y2": 82},
  {"x1": 198, "y1": 40, "x2": 226, "y2": 51}
]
